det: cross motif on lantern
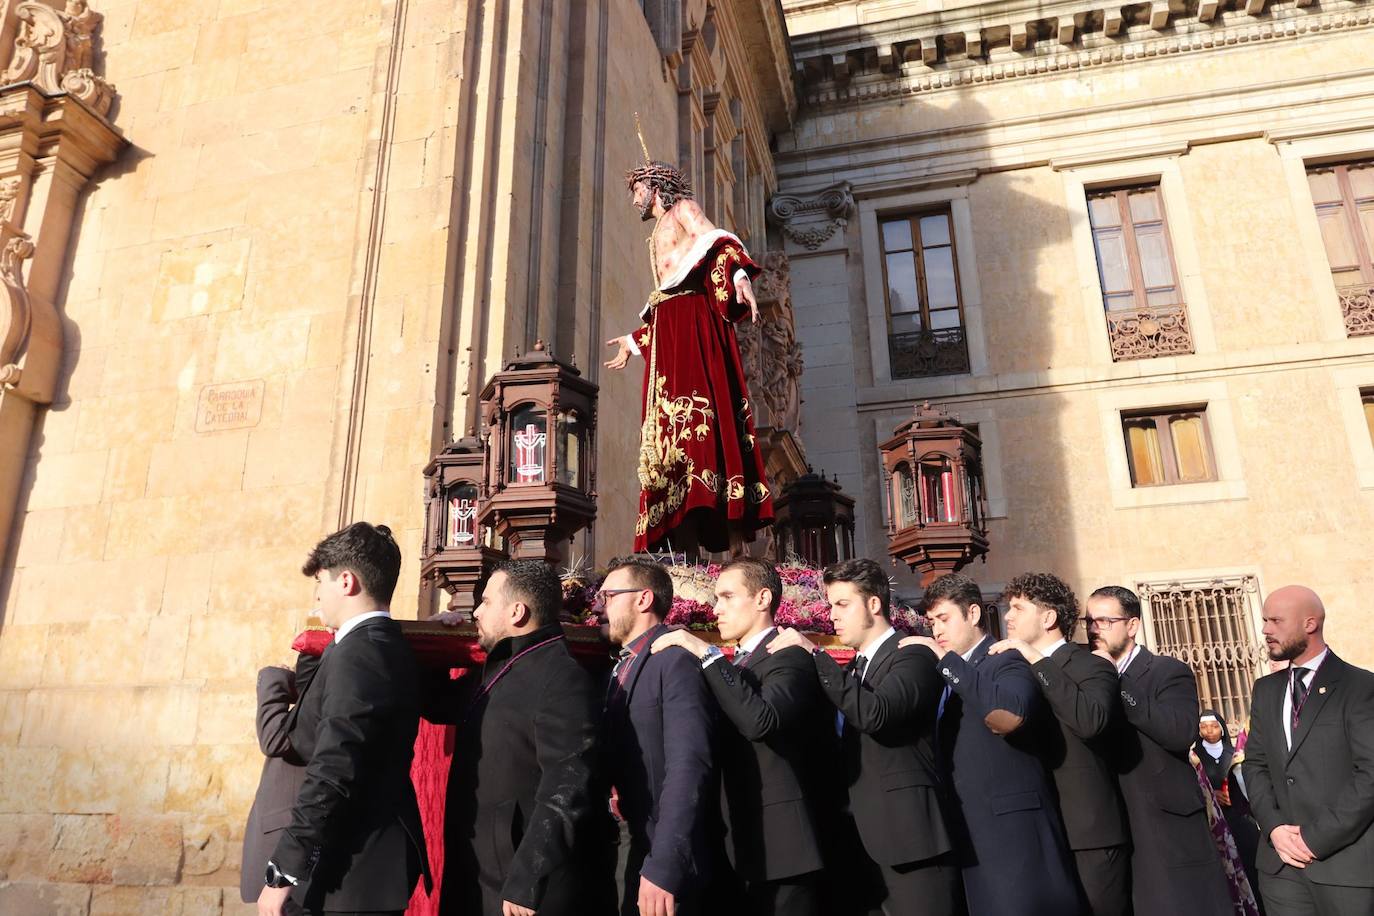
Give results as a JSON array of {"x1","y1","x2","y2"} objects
[
  {"x1": 447, "y1": 495, "x2": 477, "y2": 545},
  {"x1": 513, "y1": 423, "x2": 547, "y2": 483}
]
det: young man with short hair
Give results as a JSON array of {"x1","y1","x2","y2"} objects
[
  {"x1": 1086, "y1": 584, "x2": 1231, "y2": 915},
  {"x1": 258, "y1": 522, "x2": 429, "y2": 916},
  {"x1": 426, "y1": 560, "x2": 603, "y2": 916},
  {"x1": 990, "y1": 572, "x2": 1130, "y2": 916},
  {"x1": 651, "y1": 557, "x2": 834, "y2": 915},
  {"x1": 771, "y1": 558, "x2": 961, "y2": 916},
  {"x1": 901, "y1": 573, "x2": 1079, "y2": 916},
  {"x1": 600, "y1": 556, "x2": 717, "y2": 916}
]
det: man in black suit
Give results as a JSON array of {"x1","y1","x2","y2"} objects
[
  {"x1": 903, "y1": 573, "x2": 1080, "y2": 916},
  {"x1": 425, "y1": 561, "x2": 604, "y2": 916},
  {"x1": 1244, "y1": 585, "x2": 1374, "y2": 916},
  {"x1": 600, "y1": 556, "x2": 716, "y2": 916},
  {"x1": 259, "y1": 522, "x2": 429, "y2": 916},
  {"x1": 651, "y1": 557, "x2": 832, "y2": 915},
  {"x1": 772, "y1": 558, "x2": 962, "y2": 916},
  {"x1": 989, "y1": 573, "x2": 1130, "y2": 916},
  {"x1": 242, "y1": 649, "x2": 322, "y2": 908},
  {"x1": 1086, "y1": 584, "x2": 1231, "y2": 915}
]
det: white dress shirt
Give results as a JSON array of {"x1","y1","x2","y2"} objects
[
  {"x1": 1282, "y1": 647, "x2": 1329, "y2": 749},
  {"x1": 1117, "y1": 643, "x2": 1142, "y2": 675},
  {"x1": 333, "y1": 610, "x2": 391, "y2": 644},
  {"x1": 961, "y1": 634, "x2": 990, "y2": 663},
  {"x1": 1042, "y1": 637, "x2": 1067, "y2": 661},
  {"x1": 703, "y1": 625, "x2": 775, "y2": 668},
  {"x1": 855, "y1": 625, "x2": 898, "y2": 682}
]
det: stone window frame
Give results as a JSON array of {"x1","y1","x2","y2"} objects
[
  {"x1": 1058, "y1": 153, "x2": 1218, "y2": 366},
  {"x1": 858, "y1": 185, "x2": 989, "y2": 385},
  {"x1": 1096, "y1": 379, "x2": 1246, "y2": 510},
  {"x1": 1330, "y1": 364, "x2": 1374, "y2": 491},
  {"x1": 1270, "y1": 126, "x2": 1374, "y2": 342},
  {"x1": 1121, "y1": 405, "x2": 1219, "y2": 488}
]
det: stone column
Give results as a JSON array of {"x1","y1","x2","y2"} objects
[{"x1": 0, "y1": 0, "x2": 124, "y2": 569}]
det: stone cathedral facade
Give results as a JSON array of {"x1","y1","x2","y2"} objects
[{"x1": 0, "y1": 0, "x2": 1372, "y2": 910}]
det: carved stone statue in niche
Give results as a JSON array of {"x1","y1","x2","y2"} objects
[
  {"x1": 739, "y1": 250, "x2": 804, "y2": 435},
  {"x1": 2, "y1": 0, "x2": 116, "y2": 116}
]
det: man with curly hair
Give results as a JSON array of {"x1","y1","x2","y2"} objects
[
  {"x1": 603, "y1": 157, "x2": 773, "y2": 556},
  {"x1": 992, "y1": 573, "x2": 1131, "y2": 916}
]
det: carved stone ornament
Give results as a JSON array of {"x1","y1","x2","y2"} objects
[
  {"x1": 0, "y1": 231, "x2": 35, "y2": 387},
  {"x1": 1105, "y1": 303, "x2": 1195, "y2": 361},
  {"x1": 0, "y1": 176, "x2": 21, "y2": 224},
  {"x1": 2, "y1": 0, "x2": 115, "y2": 117},
  {"x1": 738, "y1": 251, "x2": 804, "y2": 433},
  {"x1": 1339, "y1": 283, "x2": 1374, "y2": 338},
  {"x1": 768, "y1": 182, "x2": 855, "y2": 250}
]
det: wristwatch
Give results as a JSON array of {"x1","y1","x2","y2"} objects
[{"x1": 265, "y1": 860, "x2": 298, "y2": 888}]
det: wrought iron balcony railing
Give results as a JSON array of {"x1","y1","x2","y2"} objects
[
  {"x1": 1106, "y1": 303, "x2": 1194, "y2": 361},
  {"x1": 889, "y1": 327, "x2": 970, "y2": 379},
  {"x1": 1339, "y1": 283, "x2": 1374, "y2": 338}
]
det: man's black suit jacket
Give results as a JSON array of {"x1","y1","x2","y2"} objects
[
  {"x1": 272, "y1": 615, "x2": 430, "y2": 912},
  {"x1": 1114, "y1": 646, "x2": 1230, "y2": 914},
  {"x1": 424, "y1": 625, "x2": 601, "y2": 915},
  {"x1": 813, "y1": 632, "x2": 954, "y2": 868},
  {"x1": 241, "y1": 653, "x2": 320, "y2": 903},
  {"x1": 1029, "y1": 641, "x2": 1131, "y2": 851},
  {"x1": 704, "y1": 628, "x2": 834, "y2": 883},
  {"x1": 603, "y1": 622, "x2": 717, "y2": 899},
  {"x1": 1245, "y1": 652, "x2": 1374, "y2": 887},
  {"x1": 937, "y1": 637, "x2": 1080, "y2": 916}
]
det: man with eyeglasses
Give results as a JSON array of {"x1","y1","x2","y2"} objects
[
  {"x1": 1086, "y1": 585, "x2": 1230, "y2": 916},
  {"x1": 988, "y1": 573, "x2": 1130, "y2": 916},
  {"x1": 597, "y1": 556, "x2": 718, "y2": 916},
  {"x1": 1243, "y1": 585, "x2": 1374, "y2": 916}
]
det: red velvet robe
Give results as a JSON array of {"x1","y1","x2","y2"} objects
[{"x1": 631, "y1": 231, "x2": 774, "y2": 552}]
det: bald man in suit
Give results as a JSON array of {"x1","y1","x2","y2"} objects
[{"x1": 1245, "y1": 586, "x2": 1374, "y2": 916}]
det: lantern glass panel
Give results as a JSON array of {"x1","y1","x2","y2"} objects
[
  {"x1": 556, "y1": 409, "x2": 584, "y2": 487},
  {"x1": 920, "y1": 457, "x2": 958, "y2": 524},
  {"x1": 446, "y1": 483, "x2": 479, "y2": 546},
  {"x1": 895, "y1": 463, "x2": 916, "y2": 527},
  {"x1": 509, "y1": 405, "x2": 548, "y2": 483}
]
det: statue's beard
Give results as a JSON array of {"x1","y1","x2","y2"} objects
[{"x1": 637, "y1": 198, "x2": 655, "y2": 221}]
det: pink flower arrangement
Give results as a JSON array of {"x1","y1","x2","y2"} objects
[{"x1": 568, "y1": 558, "x2": 930, "y2": 637}]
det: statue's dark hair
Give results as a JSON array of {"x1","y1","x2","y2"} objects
[{"x1": 626, "y1": 160, "x2": 695, "y2": 208}]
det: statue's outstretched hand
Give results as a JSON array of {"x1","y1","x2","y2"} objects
[
  {"x1": 604, "y1": 336, "x2": 631, "y2": 370},
  {"x1": 737, "y1": 275, "x2": 759, "y2": 322}
]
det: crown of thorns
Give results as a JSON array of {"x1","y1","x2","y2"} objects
[{"x1": 626, "y1": 160, "x2": 694, "y2": 206}]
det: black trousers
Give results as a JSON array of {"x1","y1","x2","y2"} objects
[
  {"x1": 743, "y1": 871, "x2": 822, "y2": 916},
  {"x1": 876, "y1": 855, "x2": 964, "y2": 916},
  {"x1": 1260, "y1": 866, "x2": 1374, "y2": 916},
  {"x1": 1074, "y1": 845, "x2": 1131, "y2": 916}
]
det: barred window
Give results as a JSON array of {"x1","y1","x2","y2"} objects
[
  {"x1": 1138, "y1": 576, "x2": 1265, "y2": 728},
  {"x1": 880, "y1": 210, "x2": 970, "y2": 378}
]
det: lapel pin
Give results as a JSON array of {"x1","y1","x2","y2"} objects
[{"x1": 1319, "y1": 687, "x2": 1327, "y2": 694}]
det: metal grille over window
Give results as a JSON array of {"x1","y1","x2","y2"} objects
[
  {"x1": 880, "y1": 210, "x2": 970, "y2": 378},
  {"x1": 1138, "y1": 576, "x2": 1265, "y2": 727},
  {"x1": 1087, "y1": 185, "x2": 1194, "y2": 360}
]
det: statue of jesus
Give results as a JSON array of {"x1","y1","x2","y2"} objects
[{"x1": 604, "y1": 157, "x2": 774, "y2": 555}]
